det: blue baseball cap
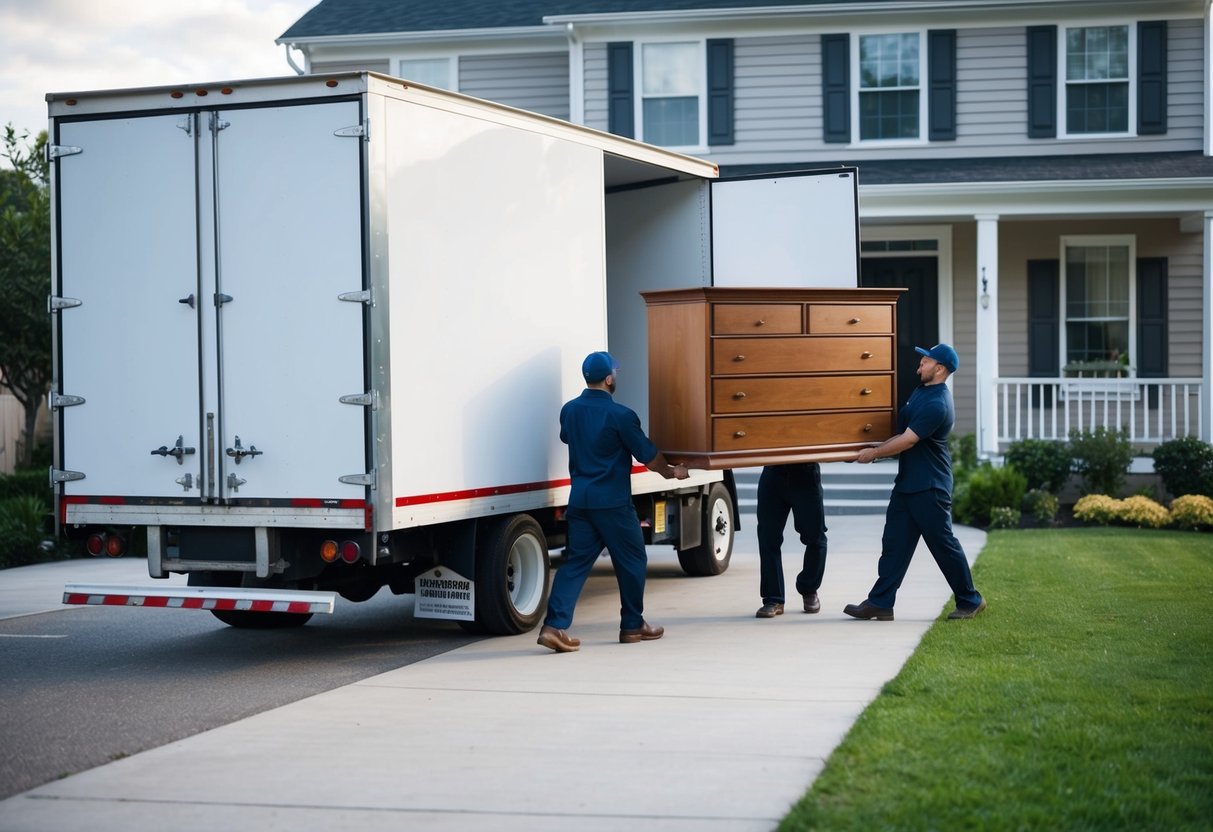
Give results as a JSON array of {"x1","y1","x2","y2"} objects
[
  {"x1": 914, "y1": 343, "x2": 959, "y2": 374},
  {"x1": 582, "y1": 351, "x2": 619, "y2": 383}
]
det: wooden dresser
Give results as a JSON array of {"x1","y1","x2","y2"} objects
[{"x1": 641, "y1": 287, "x2": 904, "y2": 469}]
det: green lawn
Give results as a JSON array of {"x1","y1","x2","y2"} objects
[{"x1": 783, "y1": 528, "x2": 1213, "y2": 831}]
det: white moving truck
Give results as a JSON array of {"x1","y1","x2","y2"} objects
[{"x1": 48, "y1": 72, "x2": 857, "y2": 634}]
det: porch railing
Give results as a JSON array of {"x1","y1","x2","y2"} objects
[{"x1": 994, "y1": 377, "x2": 1204, "y2": 447}]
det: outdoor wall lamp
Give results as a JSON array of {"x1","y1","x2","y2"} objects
[{"x1": 980, "y1": 268, "x2": 990, "y2": 309}]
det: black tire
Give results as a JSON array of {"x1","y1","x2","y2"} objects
[
  {"x1": 677, "y1": 482, "x2": 735, "y2": 576},
  {"x1": 473, "y1": 514, "x2": 551, "y2": 635},
  {"x1": 187, "y1": 571, "x2": 313, "y2": 629}
]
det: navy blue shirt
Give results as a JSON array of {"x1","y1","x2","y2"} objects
[
  {"x1": 893, "y1": 382, "x2": 955, "y2": 494},
  {"x1": 560, "y1": 389, "x2": 658, "y2": 509}
]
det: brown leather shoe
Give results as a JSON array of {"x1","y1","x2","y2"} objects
[
  {"x1": 537, "y1": 625, "x2": 580, "y2": 652},
  {"x1": 843, "y1": 600, "x2": 894, "y2": 621},
  {"x1": 619, "y1": 621, "x2": 664, "y2": 643},
  {"x1": 947, "y1": 599, "x2": 987, "y2": 620},
  {"x1": 755, "y1": 602, "x2": 784, "y2": 618},
  {"x1": 802, "y1": 592, "x2": 821, "y2": 614}
]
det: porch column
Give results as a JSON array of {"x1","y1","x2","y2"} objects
[
  {"x1": 1204, "y1": 210, "x2": 1212, "y2": 441},
  {"x1": 975, "y1": 214, "x2": 1000, "y2": 457}
]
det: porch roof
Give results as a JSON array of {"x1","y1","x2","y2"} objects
[{"x1": 720, "y1": 151, "x2": 1213, "y2": 186}]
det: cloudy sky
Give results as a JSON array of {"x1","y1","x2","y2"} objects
[{"x1": 0, "y1": 0, "x2": 317, "y2": 148}]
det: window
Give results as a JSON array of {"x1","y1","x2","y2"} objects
[
  {"x1": 857, "y1": 33, "x2": 922, "y2": 140},
  {"x1": 1061, "y1": 236, "x2": 1135, "y2": 372},
  {"x1": 639, "y1": 42, "x2": 702, "y2": 147},
  {"x1": 1063, "y1": 25, "x2": 1131, "y2": 134},
  {"x1": 399, "y1": 58, "x2": 453, "y2": 90}
]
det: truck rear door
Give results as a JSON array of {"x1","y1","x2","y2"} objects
[{"x1": 54, "y1": 99, "x2": 367, "y2": 506}]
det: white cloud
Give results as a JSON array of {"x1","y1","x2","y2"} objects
[{"x1": 0, "y1": 0, "x2": 315, "y2": 144}]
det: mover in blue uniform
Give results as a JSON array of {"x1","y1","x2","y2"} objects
[
  {"x1": 844, "y1": 344, "x2": 986, "y2": 621},
  {"x1": 538, "y1": 351, "x2": 689, "y2": 653}
]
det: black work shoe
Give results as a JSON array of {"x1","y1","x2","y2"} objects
[
  {"x1": 947, "y1": 599, "x2": 987, "y2": 620},
  {"x1": 843, "y1": 600, "x2": 894, "y2": 621},
  {"x1": 802, "y1": 592, "x2": 821, "y2": 614},
  {"x1": 755, "y1": 602, "x2": 784, "y2": 618}
]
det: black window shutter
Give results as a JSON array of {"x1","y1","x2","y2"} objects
[
  {"x1": 1027, "y1": 259, "x2": 1060, "y2": 377},
  {"x1": 928, "y1": 30, "x2": 957, "y2": 141},
  {"x1": 1136, "y1": 257, "x2": 1168, "y2": 377},
  {"x1": 707, "y1": 39, "x2": 735, "y2": 146},
  {"x1": 821, "y1": 34, "x2": 850, "y2": 143},
  {"x1": 607, "y1": 42, "x2": 634, "y2": 139},
  {"x1": 1026, "y1": 25, "x2": 1057, "y2": 138},
  {"x1": 1138, "y1": 21, "x2": 1168, "y2": 135}
]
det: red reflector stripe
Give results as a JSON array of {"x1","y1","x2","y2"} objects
[
  {"x1": 250, "y1": 600, "x2": 274, "y2": 612},
  {"x1": 396, "y1": 477, "x2": 573, "y2": 507},
  {"x1": 142, "y1": 596, "x2": 170, "y2": 607},
  {"x1": 101, "y1": 595, "x2": 129, "y2": 605},
  {"x1": 64, "y1": 593, "x2": 87, "y2": 605},
  {"x1": 286, "y1": 602, "x2": 311, "y2": 614}
]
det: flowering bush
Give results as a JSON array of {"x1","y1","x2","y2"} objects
[
  {"x1": 1169, "y1": 494, "x2": 1213, "y2": 531},
  {"x1": 1117, "y1": 495, "x2": 1171, "y2": 529},
  {"x1": 1072, "y1": 494, "x2": 1121, "y2": 525},
  {"x1": 1022, "y1": 489, "x2": 1059, "y2": 525},
  {"x1": 989, "y1": 506, "x2": 1021, "y2": 529}
]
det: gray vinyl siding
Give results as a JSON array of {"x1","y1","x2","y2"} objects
[
  {"x1": 584, "y1": 43, "x2": 609, "y2": 132},
  {"x1": 310, "y1": 59, "x2": 391, "y2": 73},
  {"x1": 459, "y1": 52, "x2": 570, "y2": 120},
  {"x1": 728, "y1": 35, "x2": 817, "y2": 156}
]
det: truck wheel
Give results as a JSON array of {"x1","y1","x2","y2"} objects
[
  {"x1": 677, "y1": 482, "x2": 734, "y2": 577},
  {"x1": 187, "y1": 572, "x2": 313, "y2": 629},
  {"x1": 473, "y1": 514, "x2": 550, "y2": 635}
]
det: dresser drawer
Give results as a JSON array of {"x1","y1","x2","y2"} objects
[
  {"x1": 712, "y1": 304, "x2": 802, "y2": 335},
  {"x1": 808, "y1": 304, "x2": 893, "y2": 334},
  {"x1": 712, "y1": 374, "x2": 893, "y2": 413},
  {"x1": 714, "y1": 411, "x2": 896, "y2": 450},
  {"x1": 712, "y1": 336, "x2": 893, "y2": 375}
]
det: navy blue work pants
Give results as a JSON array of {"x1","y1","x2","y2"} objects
[
  {"x1": 867, "y1": 489, "x2": 982, "y2": 609},
  {"x1": 756, "y1": 463, "x2": 828, "y2": 605},
  {"x1": 544, "y1": 504, "x2": 647, "y2": 631}
]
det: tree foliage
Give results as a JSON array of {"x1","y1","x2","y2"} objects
[{"x1": 0, "y1": 124, "x2": 52, "y2": 468}]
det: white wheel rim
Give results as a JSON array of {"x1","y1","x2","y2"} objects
[
  {"x1": 708, "y1": 497, "x2": 732, "y2": 561},
  {"x1": 506, "y1": 531, "x2": 546, "y2": 616}
]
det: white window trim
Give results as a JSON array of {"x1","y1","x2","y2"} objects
[
  {"x1": 396, "y1": 55, "x2": 458, "y2": 91},
  {"x1": 633, "y1": 38, "x2": 708, "y2": 154},
  {"x1": 1057, "y1": 21, "x2": 1138, "y2": 139},
  {"x1": 849, "y1": 29, "x2": 928, "y2": 147},
  {"x1": 1059, "y1": 234, "x2": 1137, "y2": 376}
]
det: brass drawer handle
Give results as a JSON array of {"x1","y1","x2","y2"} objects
[
  {"x1": 733, "y1": 430, "x2": 747, "y2": 438},
  {"x1": 732, "y1": 391, "x2": 747, "y2": 399},
  {"x1": 860, "y1": 351, "x2": 873, "y2": 359},
  {"x1": 860, "y1": 387, "x2": 872, "y2": 395},
  {"x1": 733, "y1": 354, "x2": 746, "y2": 362},
  {"x1": 863, "y1": 424, "x2": 873, "y2": 432},
  {"x1": 849, "y1": 317, "x2": 861, "y2": 324},
  {"x1": 755, "y1": 319, "x2": 766, "y2": 327}
]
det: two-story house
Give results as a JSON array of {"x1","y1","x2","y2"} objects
[{"x1": 278, "y1": 0, "x2": 1213, "y2": 458}]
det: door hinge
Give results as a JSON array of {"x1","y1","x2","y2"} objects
[
  {"x1": 209, "y1": 113, "x2": 230, "y2": 133},
  {"x1": 339, "y1": 471, "x2": 376, "y2": 487},
  {"x1": 338, "y1": 288, "x2": 372, "y2": 305},
  {"x1": 51, "y1": 469, "x2": 85, "y2": 484},
  {"x1": 49, "y1": 392, "x2": 85, "y2": 409},
  {"x1": 339, "y1": 391, "x2": 378, "y2": 409},
  {"x1": 334, "y1": 121, "x2": 369, "y2": 139},
  {"x1": 49, "y1": 296, "x2": 82, "y2": 312},
  {"x1": 49, "y1": 145, "x2": 83, "y2": 160}
]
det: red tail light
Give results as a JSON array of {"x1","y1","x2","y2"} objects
[
  {"x1": 86, "y1": 534, "x2": 105, "y2": 557},
  {"x1": 105, "y1": 534, "x2": 126, "y2": 557},
  {"x1": 340, "y1": 541, "x2": 360, "y2": 563}
]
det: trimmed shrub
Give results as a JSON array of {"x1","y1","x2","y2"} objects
[
  {"x1": 949, "y1": 432, "x2": 979, "y2": 490},
  {"x1": 1004, "y1": 438, "x2": 1072, "y2": 493},
  {"x1": 955, "y1": 464, "x2": 1027, "y2": 527},
  {"x1": 1073, "y1": 494, "x2": 1121, "y2": 525},
  {"x1": 0, "y1": 495, "x2": 53, "y2": 569},
  {"x1": 1152, "y1": 436, "x2": 1213, "y2": 499},
  {"x1": 1170, "y1": 494, "x2": 1213, "y2": 531},
  {"x1": 1118, "y1": 495, "x2": 1170, "y2": 529},
  {"x1": 1069, "y1": 427, "x2": 1134, "y2": 497},
  {"x1": 1022, "y1": 488, "x2": 1059, "y2": 525},
  {"x1": 988, "y1": 506, "x2": 1021, "y2": 530},
  {"x1": 0, "y1": 470, "x2": 50, "y2": 502}
]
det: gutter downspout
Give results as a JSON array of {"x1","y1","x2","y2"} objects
[
  {"x1": 284, "y1": 43, "x2": 306, "y2": 76},
  {"x1": 566, "y1": 22, "x2": 585, "y2": 126}
]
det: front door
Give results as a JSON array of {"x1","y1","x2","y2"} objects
[{"x1": 861, "y1": 256, "x2": 938, "y2": 408}]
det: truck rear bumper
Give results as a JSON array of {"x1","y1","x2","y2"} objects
[{"x1": 63, "y1": 584, "x2": 336, "y2": 615}]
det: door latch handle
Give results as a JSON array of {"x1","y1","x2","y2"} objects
[
  {"x1": 178, "y1": 294, "x2": 195, "y2": 308},
  {"x1": 226, "y1": 435, "x2": 262, "y2": 464},
  {"x1": 151, "y1": 435, "x2": 195, "y2": 465}
]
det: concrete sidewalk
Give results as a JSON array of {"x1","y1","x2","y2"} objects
[{"x1": 0, "y1": 514, "x2": 985, "y2": 832}]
